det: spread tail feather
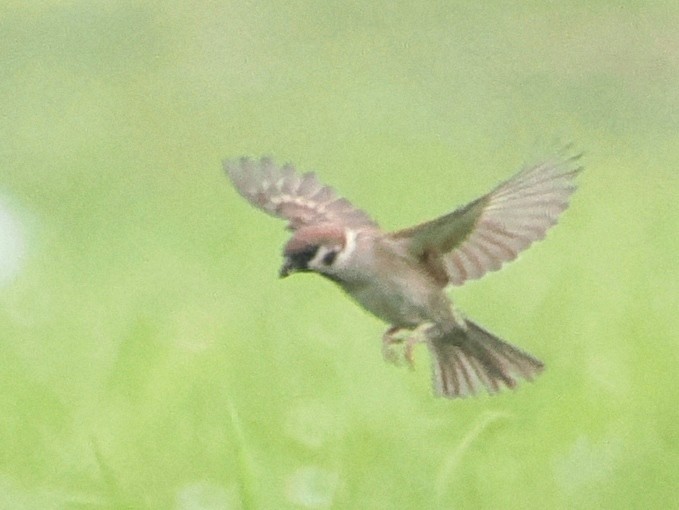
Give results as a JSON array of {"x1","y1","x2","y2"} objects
[{"x1": 428, "y1": 320, "x2": 544, "y2": 398}]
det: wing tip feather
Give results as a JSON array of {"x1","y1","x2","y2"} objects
[{"x1": 225, "y1": 156, "x2": 379, "y2": 229}]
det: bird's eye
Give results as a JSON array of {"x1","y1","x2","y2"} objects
[{"x1": 322, "y1": 250, "x2": 337, "y2": 265}]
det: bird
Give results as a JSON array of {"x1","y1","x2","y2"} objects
[{"x1": 224, "y1": 151, "x2": 582, "y2": 398}]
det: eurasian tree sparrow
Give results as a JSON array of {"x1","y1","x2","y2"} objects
[{"x1": 225, "y1": 152, "x2": 582, "y2": 398}]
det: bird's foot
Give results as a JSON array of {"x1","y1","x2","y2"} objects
[
  {"x1": 382, "y1": 323, "x2": 434, "y2": 369},
  {"x1": 403, "y1": 323, "x2": 435, "y2": 370},
  {"x1": 403, "y1": 336, "x2": 421, "y2": 370},
  {"x1": 382, "y1": 326, "x2": 406, "y2": 366}
]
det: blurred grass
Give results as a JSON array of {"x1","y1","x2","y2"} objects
[{"x1": 1, "y1": 1, "x2": 678, "y2": 508}]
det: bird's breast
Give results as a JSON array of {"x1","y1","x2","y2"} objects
[{"x1": 339, "y1": 271, "x2": 446, "y2": 329}]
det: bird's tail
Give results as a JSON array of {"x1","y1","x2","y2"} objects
[{"x1": 428, "y1": 320, "x2": 544, "y2": 398}]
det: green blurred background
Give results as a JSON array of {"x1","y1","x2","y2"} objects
[{"x1": 1, "y1": 1, "x2": 677, "y2": 508}]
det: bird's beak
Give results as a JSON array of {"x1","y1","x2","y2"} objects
[
  {"x1": 279, "y1": 257, "x2": 294, "y2": 278},
  {"x1": 280, "y1": 252, "x2": 313, "y2": 278}
]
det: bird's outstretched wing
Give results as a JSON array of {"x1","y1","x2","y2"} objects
[
  {"x1": 225, "y1": 157, "x2": 378, "y2": 230},
  {"x1": 390, "y1": 152, "x2": 582, "y2": 286}
]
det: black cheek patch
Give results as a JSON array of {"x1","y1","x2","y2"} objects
[
  {"x1": 322, "y1": 250, "x2": 337, "y2": 265},
  {"x1": 290, "y1": 247, "x2": 318, "y2": 271}
]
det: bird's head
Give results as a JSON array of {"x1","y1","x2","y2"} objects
[{"x1": 280, "y1": 224, "x2": 352, "y2": 280}]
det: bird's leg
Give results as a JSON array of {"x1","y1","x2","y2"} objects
[
  {"x1": 403, "y1": 323, "x2": 436, "y2": 370},
  {"x1": 382, "y1": 326, "x2": 406, "y2": 365}
]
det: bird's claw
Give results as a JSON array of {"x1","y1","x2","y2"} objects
[
  {"x1": 403, "y1": 336, "x2": 420, "y2": 370},
  {"x1": 382, "y1": 326, "x2": 405, "y2": 366},
  {"x1": 382, "y1": 324, "x2": 432, "y2": 369}
]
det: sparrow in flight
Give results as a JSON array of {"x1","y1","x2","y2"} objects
[{"x1": 225, "y1": 152, "x2": 582, "y2": 398}]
